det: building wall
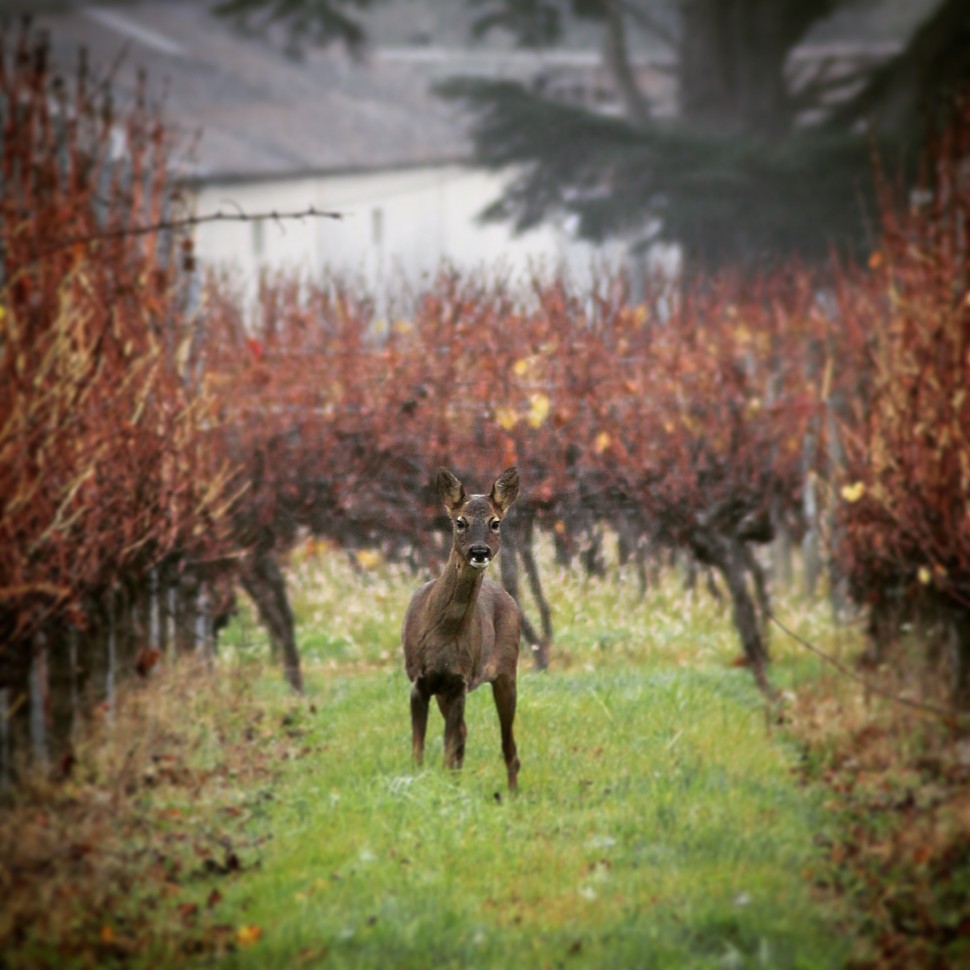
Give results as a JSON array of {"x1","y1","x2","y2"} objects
[{"x1": 192, "y1": 164, "x2": 632, "y2": 303}]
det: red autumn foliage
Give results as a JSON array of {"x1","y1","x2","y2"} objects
[
  {"x1": 830, "y1": 100, "x2": 970, "y2": 701},
  {"x1": 0, "y1": 26, "x2": 234, "y2": 657},
  {"x1": 201, "y1": 270, "x2": 816, "y2": 547}
]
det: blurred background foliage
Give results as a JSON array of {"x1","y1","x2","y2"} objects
[{"x1": 213, "y1": 0, "x2": 970, "y2": 271}]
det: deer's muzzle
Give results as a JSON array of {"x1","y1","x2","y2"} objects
[{"x1": 468, "y1": 545, "x2": 492, "y2": 568}]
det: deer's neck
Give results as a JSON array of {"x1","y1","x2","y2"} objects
[{"x1": 426, "y1": 551, "x2": 486, "y2": 638}]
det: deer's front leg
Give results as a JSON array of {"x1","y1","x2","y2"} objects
[
  {"x1": 410, "y1": 681, "x2": 430, "y2": 766},
  {"x1": 437, "y1": 691, "x2": 467, "y2": 770},
  {"x1": 492, "y1": 674, "x2": 520, "y2": 791}
]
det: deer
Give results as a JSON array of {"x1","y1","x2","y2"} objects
[{"x1": 402, "y1": 467, "x2": 522, "y2": 790}]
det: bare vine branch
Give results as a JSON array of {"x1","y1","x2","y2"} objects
[{"x1": 6, "y1": 203, "x2": 347, "y2": 261}]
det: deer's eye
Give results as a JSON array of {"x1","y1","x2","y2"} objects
[
  {"x1": 455, "y1": 517, "x2": 468, "y2": 531},
  {"x1": 490, "y1": 518, "x2": 501, "y2": 532}
]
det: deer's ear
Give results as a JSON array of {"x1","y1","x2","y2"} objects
[
  {"x1": 436, "y1": 468, "x2": 465, "y2": 513},
  {"x1": 490, "y1": 467, "x2": 519, "y2": 513}
]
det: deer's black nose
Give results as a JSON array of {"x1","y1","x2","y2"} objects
[{"x1": 468, "y1": 545, "x2": 492, "y2": 567}]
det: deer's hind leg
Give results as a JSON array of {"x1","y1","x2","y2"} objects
[
  {"x1": 436, "y1": 691, "x2": 467, "y2": 770},
  {"x1": 491, "y1": 674, "x2": 520, "y2": 791}
]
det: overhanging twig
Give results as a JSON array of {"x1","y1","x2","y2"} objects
[{"x1": 6, "y1": 204, "x2": 347, "y2": 262}]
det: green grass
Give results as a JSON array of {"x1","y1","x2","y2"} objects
[{"x1": 208, "y1": 541, "x2": 857, "y2": 969}]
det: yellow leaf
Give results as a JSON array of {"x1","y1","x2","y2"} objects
[
  {"x1": 393, "y1": 319, "x2": 413, "y2": 335},
  {"x1": 512, "y1": 358, "x2": 529, "y2": 377},
  {"x1": 527, "y1": 392, "x2": 550, "y2": 428},
  {"x1": 238, "y1": 925, "x2": 263, "y2": 946},
  {"x1": 840, "y1": 481, "x2": 866, "y2": 503},
  {"x1": 355, "y1": 548, "x2": 382, "y2": 570},
  {"x1": 594, "y1": 431, "x2": 611, "y2": 454},
  {"x1": 495, "y1": 406, "x2": 519, "y2": 431},
  {"x1": 918, "y1": 567, "x2": 932, "y2": 586}
]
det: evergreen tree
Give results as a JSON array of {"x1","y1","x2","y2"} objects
[{"x1": 214, "y1": 0, "x2": 970, "y2": 271}]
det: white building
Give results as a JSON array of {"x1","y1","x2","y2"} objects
[
  {"x1": 38, "y1": 1, "x2": 648, "y2": 299},
  {"x1": 193, "y1": 164, "x2": 626, "y2": 297}
]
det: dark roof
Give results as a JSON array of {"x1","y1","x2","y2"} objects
[
  {"x1": 24, "y1": 0, "x2": 920, "y2": 181},
  {"x1": 29, "y1": 1, "x2": 480, "y2": 180}
]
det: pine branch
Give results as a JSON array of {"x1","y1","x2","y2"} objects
[{"x1": 824, "y1": 0, "x2": 970, "y2": 134}]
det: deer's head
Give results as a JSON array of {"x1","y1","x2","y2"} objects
[{"x1": 437, "y1": 467, "x2": 519, "y2": 570}]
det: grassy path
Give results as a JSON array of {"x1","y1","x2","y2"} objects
[
  {"x1": 209, "y1": 658, "x2": 846, "y2": 968},
  {"x1": 7, "y1": 545, "x2": 965, "y2": 968}
]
